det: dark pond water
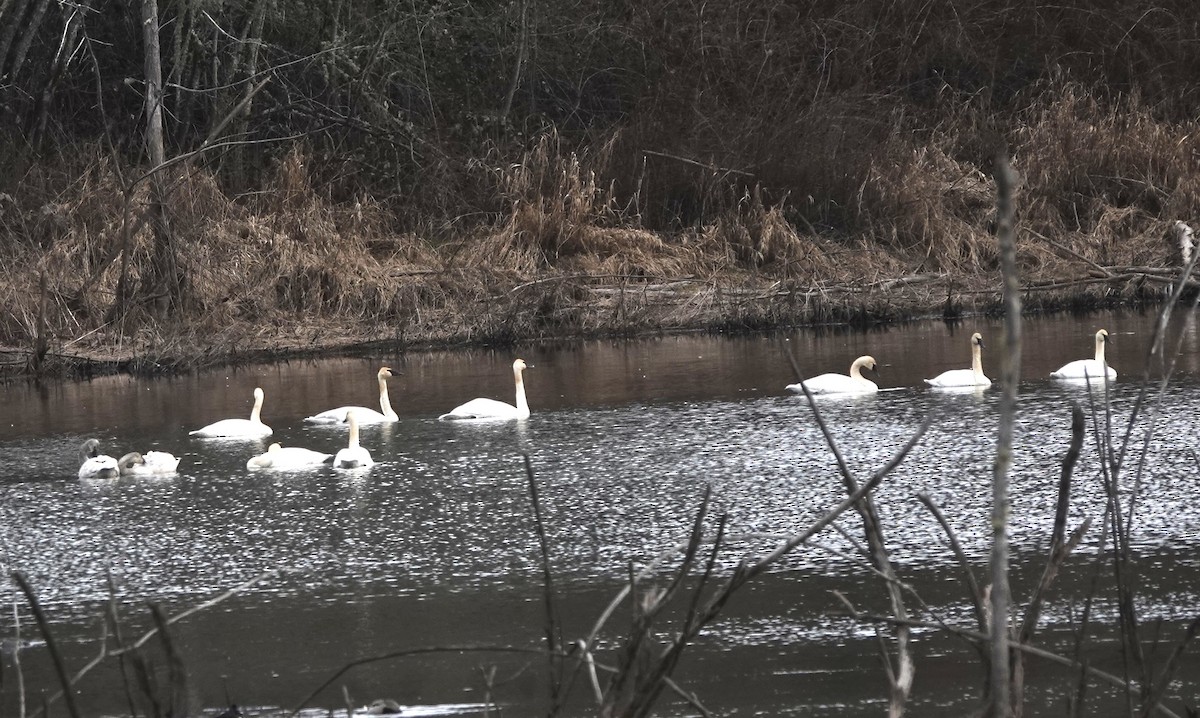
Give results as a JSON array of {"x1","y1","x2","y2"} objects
[{"x1": 1, "y1": 309, "x2": 1198, "y2": 716}]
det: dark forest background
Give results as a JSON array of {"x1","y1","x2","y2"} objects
[{"x1": 2, "y1": 0, "x2": 1199, "y2": 365}]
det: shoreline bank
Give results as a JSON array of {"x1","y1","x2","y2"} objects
[{"x1": 1, "y1": 268, "x2": 1169, "y2": 382}]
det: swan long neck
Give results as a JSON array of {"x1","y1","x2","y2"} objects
[
  {"x1": 250, "y1": 391, "x2": 264, "y2": 424},
  {"x1": 514, "y1": 366, "x2": 529, "y2": 416},
  {"x1": 971, "y1": 341, "x2": 984, "y2": 377},
  {"x1": 849, "y1": 359, "x2": 865, "y2": 380},
  {"x1": 378, "y1": 373, "x2": 396, "y2": 419},
  {"x1": 1094, "y1": 333, "x2": 1106, "y2": 363},
  {"x1": 347, "y1": 413, "x2": 360, "y2": 449}
]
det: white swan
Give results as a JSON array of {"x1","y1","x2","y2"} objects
[
  {"x1": 334, "y1": 410, "x2": 374, "y2": 468},
  {"x1": 304, "y1": 367, "x2": 400, "y2": 424},
  {"x1": 1050, "y1": 329, "x2": 1116, "y2": 381},
  {"x1": 190, "y1": 387, "x2": 273, "y2": 438},
  {"x1": 439, "y1": 359, "x2": 531, "y2": 420},
  {"x1": 117, "y1": 451, "x2": 181, "y2": 476},
  {"x1": 786, "y1": 355, "x2": 878, "y2": 395},
  {"x1": 246, "y1": 442, "x2": 333, "y2": 470},
  {"x1": 925, "y1": 332, "x2": 992, "y2": 388},
  {"x1": 78, "y1": 439, "x2": 119, "y2": 479}
]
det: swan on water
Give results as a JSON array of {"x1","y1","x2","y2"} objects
[
  {"x1": 78, "y1": 439, "x2": 119, "y2": 479},
  {"x1": 304, "y1": 367, "x2": 400, "y2": 424},
  {"x1": 117, "y1": 451, "x2": 181, "y2": 476},
  {"x1": 1050, "y1": 329, "x2": 1116, "y2": 381},
  {"x1": 365, "y1": 699, "x2": 403, "y2": 715},
  {"x1": 925, "y1": 332, "x2": 992, "y2": 388},
  {"x1": 334, "y1": 410, "x2": 374, "y2": 468},
  {"x1": 439, "y1": 359, "x2": 531, "y2": 420},
  {"x1": 190, "y1": 387, "x2": 273, "y2": 438},
  {"x1": 246, "y1": 443, "x2": 333, "y2": 470},
  {"x1": 786, "y1": 355, "x2": 879, "y2": 395}
]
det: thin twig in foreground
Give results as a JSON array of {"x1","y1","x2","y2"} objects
[
  {"x1": 582, "y1": 418, "x2": 930, "y2": 664},
  {"x1": 990, "y1": 152, "x2": 1020, "y2": 716},
  {"x1": 844, "y1": 612, "x2": 1184, "y2": 718},
  {"x1": 11, "y1": 571, "x2": 82, "y2": 718},
  {"x1": 31, "y1": 569, "x2": 278, "y2": 718},
  {"x1": 523, "y1": 454, "x2": 562, "y2": 710}
]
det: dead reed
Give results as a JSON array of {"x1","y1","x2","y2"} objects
[{"x1": 1, "y1": 88, "x2": 1197, "y2": 380}]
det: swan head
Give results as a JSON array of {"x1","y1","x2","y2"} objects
[
  {"x1": 267, "y1": 443, "x2": 282, "y2": 453},
  {"x1": 853, "y1": 355, "x2": 878, "y2": 375},
  {"x1": 80, "y1": 438, "x2": 102, "y2": 459},
  {"x1": 117, "y1": 452, "x2": 145, "y2": 470},
  {"x1": 513, "y1": 358, "x2": 528, "y2": 372},
  {"x1": 1097, "y1": 328, "x2": 1110, "y2": 343},
  {"x1": 971, "y1": 332, "x2": 984, "y2": 348},
  {"x1": 253, "y1": 387, "x2": 265, "y2": 400},
  {"x1": 378, "y1": 366, "x2": 395, "y2": 378}
]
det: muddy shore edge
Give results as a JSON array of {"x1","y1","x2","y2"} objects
[{"x1": 2, "y1": 267, "x2": 1169, "y2": 382}]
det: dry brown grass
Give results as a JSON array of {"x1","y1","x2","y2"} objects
[
  {"x1": 856, "y1": 140, "x2": 999, "y2": 273},
  {"x1": 1, "y1": 89, "x2": 1194, "y2": 377},
  {"x1": 1013, "y1": 85, "x2": 1200, "y2": 270}
]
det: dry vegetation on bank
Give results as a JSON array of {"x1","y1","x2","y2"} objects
[{"x1": 2, "y1": 1, "x2": 1200, "y2": 376}]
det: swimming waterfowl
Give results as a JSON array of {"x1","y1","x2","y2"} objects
[
  {"x1": 1050, "y1": 329, "x2": 1116, "y2": 381},
  {"x1": 925, "y1": 333, "x2": 991, "y2": 388},
  {"x1": 439, "y1": 359, "x2": 531, "y2": 420},
  {"x1": 117, "y1": 451, "x2": 181, "y2": 476},
  {"x1": 786, "y1": 355, "x2": 879, "y2": 395},
  {"x1": 304, "y1": 367, "x2": 400, "y2": 424},
  {"x1": 246, "y1": 443, "x2": 333, "y2": 470},
  {"x1": 190, "y1": 387, "x2": 273, "y2": 438},
  {"x1": 78, "y1": 439, "x2": 119, "y2": 479},
  {"x1": 333, "y1": 410, "x2": 374, "y2": 469}
]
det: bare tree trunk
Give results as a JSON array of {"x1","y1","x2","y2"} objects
[
  {"x1": 142, "y1": 0, "x2": 167, "y2": 197},
  {"x1": 4, "y1": 0, "x2": 48, "y2": 81},
  {"x1": 141, "y1": 0, "x2": 181, "y2": 316},
  {"x1": 169, "y1": 0, "x2": 198, "y2": 129},
  {"x1": 989, "y1": 153, "x2": 1020, "y2": 716},
  {"x1": 498, "y1": 0, "x2": 529, "y2": 126},
  {"x1": 862, "y1": 494, "x2": 915, "y2": 718},
  {"x1": 0, "y1": 0, "x2": 14, "y2": 30},
  {"x1": 222, "y1": 0, "x2": 269, "y2": 189},
  {"x1": 30, "y1": 1, "x2": 89, "y2": 146},
  {"x1": 0, "y1": 0, "x2": 31, "y2": 80}
]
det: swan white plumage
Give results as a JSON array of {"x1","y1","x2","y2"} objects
[
  {"x1": 925, "y1": 332, "x2": 992, "y2": 388},
  {"x1": 439, "y1": 359, "x2": 530, "y2": 420},
  {"x1": 334, "y1": 410, "x2": 374, "y2": 469},
  {"x1": 117, "y1": 451, "x2": 181, "y2": 476},
  {"x1": 304, "y1": 367, "x2": 400, "y2": 424},
  {"x1": 190, "y1": 387, "x2": 273, "y2": 438},
  {"x1": 246, "y1": 442, "x2": 333, "y2": 470},
  {"x1": 786, "y1": 355, "x2": 879, "y2": 395},
  {"x1": 1050, "y1": 329, "x2": 1116, "y2": 381},
  {"x1": 78, "y1": 439, "x2": 119, "y2": 479}
]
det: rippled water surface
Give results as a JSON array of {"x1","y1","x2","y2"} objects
[{"x1": 2, "y1": 310, "x2": 1199, "y2": 716}]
